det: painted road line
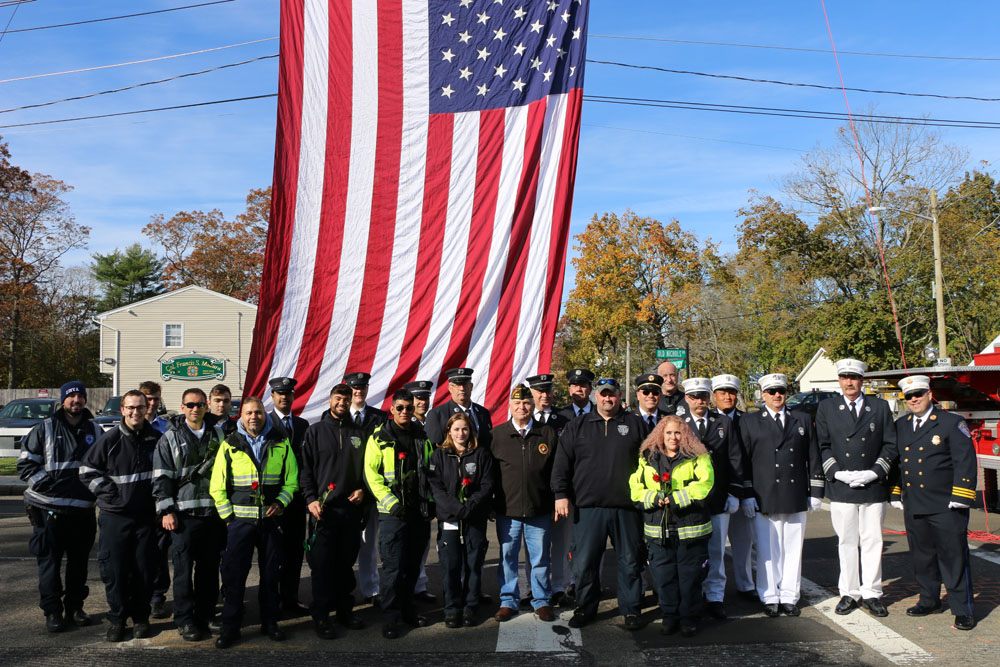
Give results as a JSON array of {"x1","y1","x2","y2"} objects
[
  {"x1": 495, "y1": 608, "x2": 582, "y2": 654},
  {"x1": 971, "y1": 544, "x2": 1000, "y2": 567},
  {"x1": 799, "y1": 577, "x2": 932, "y2": 665}
]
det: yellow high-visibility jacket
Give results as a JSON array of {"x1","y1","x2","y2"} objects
[
  {"x1": 210, "y1": 420, "x2": 298, "y2": 524},
  {"x1": 628, "y1": 450, "x2": 713, "y2": 543},
  {"x1": 364, "y1": 421, "x2": 434, "y2": 518}
]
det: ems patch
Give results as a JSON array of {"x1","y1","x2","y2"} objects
[
  {"x1": 676, "y1": 406, "x2": 686, "y2": 416},
  {"x1": 351, "y1": 436, "x2": 361, "y2": 449},
  {"x1": 717, "y1": 428, "x2": 725, "y2": 440},
  {"x1": 798, "y1": 426, "x2": 805, "y2": 436},
  {"x1": 538, "y1": 443, "x2": 549, "y2": 455},
  {"x1": 465, "y1": 462, "x2": 477, "y2": 475},
  {"x1": 85, "y1": 435, "x2": 95, "y2": 445},
  {"x1": 932, "y1": 435, "x2": 942, "y2": 445},
  {"x1": 959, "y1": 422, "x2": 971, "y2": 438},
  {"x1": 618, "y1": 424, "x2": 630, "y2": 436},
  {"x1": 429, "y1": 463, "x2": 436, "y2": 471}
]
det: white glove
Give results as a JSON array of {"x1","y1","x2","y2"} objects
[
  {"x1": 948, "y1": 501, "x2": 970, "y2": 509},
  {"x1": 833, "y1": 470, "x2": 855, "y2": 484},
  {"x1": 849, "y1": 470, "x2": 878, "y2": 488},
  {"x1": 741, "y1": 497, "x2": 758, "y2": 519},
  {"x1": 724, "y1": 494, "x2": 739, "y2": 514},
  {"x1": 808, "y1": 497, "x2": 823, "y2": 512},
  {"x1": 890, "y1": 500, "x2": 903, "y2": 510}
]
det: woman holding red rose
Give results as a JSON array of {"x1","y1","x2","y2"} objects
[
  {"x1": 428, "y1": 413, "x2": 495, "y2": 628},
  {"x1": 628, "y1": 415, "x2": 714, "y2": 637}
]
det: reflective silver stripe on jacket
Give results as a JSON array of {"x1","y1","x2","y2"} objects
[
  {"x1": 24, "y1": 488, "x2": 94, "y2": 509},
  {"x1": 177, "y1": 498, "x2": 215, "y2": 510},
  {"x1": 108, "y1": 472, "x2": 153, "y2": 484}
]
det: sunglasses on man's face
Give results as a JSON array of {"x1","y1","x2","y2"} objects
[
  {"x1": 638, "y1": 388, "x2": 661, "y2": 396},
  {"x1": 687, "y1": 393, "x2": 710, "y2": 401},
  {"x1": 905, "y1": 390, "x2": 928, "y2": 400},
  {"x1": 394, "y1": 404, "x2": 414, "y2": 412},
  {"x1": 763, "y1": 388, "x2": 787, "y2": 396},
  {"x1": 183, "y1": 402, "x2": 207, "y2": 409},
  {"x1": 596, "y1": 378, "x2": 619, "y2": 387}
]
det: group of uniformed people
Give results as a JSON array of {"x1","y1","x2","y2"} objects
[{"x1": 17, "y1": 356, "x2": 979, "y2": 647}]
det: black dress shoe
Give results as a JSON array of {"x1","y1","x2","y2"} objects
[
  {"x1": 414, "y1": 590, "x2": 437, "y2": 603},
  {"x1": 623, "y1": 614, "x2": 643, "y2": 631},
  {"x1": 133, "y1": 622, "x2": 153, "y2": 639},
  {"x1": 337, "y1": 613, "x2": 364, "y2": 630},
  {"x1": 364, "y1": 595, "x2": 380, "y2": 608},
  {"x1": 738, "y1": 590, "x2": 759, "y2": 602},
  {"x1": 763, "y1": 604, "x2": 780, "y2": 617},
  {"x1": 261, "y1": 623, "x2": 286, "y2": 641},
  {"x1": 680, "y1": 622, "x2": 699, "y2": 637},
  {"x1": 479, "y1": 594, "x2": 493, "y2": 605},
  {"x1": 861, "y1": 598, "x2": 888, "y2": 617},
  {"x1": 180, "y1": 623, "x2": 204, "y2": 641},
  {"x1": 705, "y1": 601, "x2": 727, "y2": 620},
  {"x1": 106, "y1": 623, "x2": 127, "y2": 642},
  {"x1": 779, "y1": 603, "x2": 800, "y2": 617},
  {"x1": 45, "y1": 612, "x2": 67, "y2": 633},
  {"x1": 207, "y1": 619, "x2": 223, "y2": 634},
  {"x1": 835, "y1": 596, "x2": 858, "y2": 615},
  {"x1": 67, "y1": 609, "x2": 92, "y2": 627},
  {"x1": 151, "y1": 601, "x2": 170, "y2": 619},
  {"x1": 215, "y1": 631, "x2": 240, "y2": 649},
  {"x1": 462, "y1": 610, "x2": 477, "y2": 627},
  {"x1": 382, "y1": 623, "x2": 400, "y2": 639},
  {"x1": 906, "y1": 602, "x2": 943, "y2": 617},
  {"x1": 402, "y1": 614, "x2": 428, "y2": 628},
  {"x1": 445, "y1": 614, "x2": 462, "y2": 629},
  {"x1": 550, "y1": 591, "x2": 566, "y2": 607},
  {"x1": 314, "y1": 618, "x2": 336, "y2": 640},
  {"x1": 954, "y1": 615, "x2": 976, "y2": 631},
  {"x1": 565, "y1": 585, "x2": 576, "y2": 598},
  {"x1": 568, "y1": 612, "x2": 593, "y2": 628},
  {"x1": 660, "y1": 618, "x2": 679, "y2": 635}
]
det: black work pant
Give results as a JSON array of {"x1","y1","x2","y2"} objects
[
  {"x1": 905, "y1": 508, "x2": 975, "y2": 616},
  {"x1": 647, "y1": 535, "x2": 709, "y2": 623},
  {"x1": 220, "y1": 519, "x2": 283, "y2": 631},
  {"x1": 171, "y1": 514, "x2": 226, "y2": 627},
  {"x1": 151, "y1": 523, "x2": 172, "y2": 603},
  {"x1": 29, "y1": 508, "x2": 96, "y2": 615},
  {"x1": 278, "y1": 494, "x2": 307, "y2": 605},
  {"x1": 306, "y1": 504, "x2": 363, "y2": 619},
  {"x1": 438, "y1": 518, "x2": 488, "y2": 615},
  {"x1": 96, "y1": 512, "x2": 155, "y2": 625},
  {"x1": 571, "y1": 507, "x2": 643, "y2": 617},
  {"x1": 378, "y1": 514, "x2": 430, "y2": 624}
]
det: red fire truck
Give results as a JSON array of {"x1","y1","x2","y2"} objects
[{"x1": 865, "y1": 344, "x2": 1000, "y2": 509}]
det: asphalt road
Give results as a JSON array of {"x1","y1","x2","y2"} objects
[{"x1": 2, "y1": 495, "x2": 999, "y2": 666}]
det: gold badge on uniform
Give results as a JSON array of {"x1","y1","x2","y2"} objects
[
  {"x1": 538, "y1": 443, "x2": 549, "y2": 455},
  {"x1": 932, "y1": 435, "x2": 941, "y2": 445}
]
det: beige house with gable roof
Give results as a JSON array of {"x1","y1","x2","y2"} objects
[{"x1": 95, "y1": 286, "x2": 257, "y2": 411}]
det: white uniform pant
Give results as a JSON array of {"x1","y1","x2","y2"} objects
[
  {"x1": 702, "y1": 513, "x2": 730, "y2": 602},
  {"x1": 753, "y1": 511, "x2": 806, "y2": 605},
  {"x1": 550, "y1": 514, "x2": 575, "y2": 593},
  {"x1": 829, "y1": 501, "x2": 886, "y2": 600},
  {"x1": 357, "y1": 503, "x2": 380, "y2": 597},
  {"x1": 728, "y1": 509, "x2": 756, "y2": 592}
]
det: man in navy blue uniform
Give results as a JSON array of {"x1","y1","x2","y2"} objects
[
  {"x1": 891, "y1": 375, "x2": 977, "y2": 631},
  {"x1": 527, "y1": 373, "x2": 570, "y2": 434},
  {"x1": 424, "y1": 368, "x2": 493, "y2": 450},
  {"x1": 552, "y1": 378, "x2": 645, "y2": 630},
  {"x1": 739, "y1": 373, "x2": 824, "y2": 617},
  {"x1": 817, "y1": 358, "x2": 897, "y2": 617},
  {"x1": 631, "y1": 373, "x2": 666, "y2": 433},
  {"x1": 556, "y1": 369, "x2": 596, "y2": 422}
]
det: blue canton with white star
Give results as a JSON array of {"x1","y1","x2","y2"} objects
[{"x1": 429, "y1": 0, "x2": 588, "y2": 113}]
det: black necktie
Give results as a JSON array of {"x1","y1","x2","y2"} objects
[
  {"x1": 354, "y1": 412, "x2": 362, "y2": 427},
  {"x1": 775, "y1": 412, "x2": 783, "y2": 429},
  {"x1": 697, "y1": 419, "x2": 706, "y2": 438},
  {"x1": 577, "y1": 407, "x2": 583, "y2": 417},
  {"x1": 284, "y1": 416, "x2": 292, "y2": 435},
  {"x1": 850, "y1": 402, "x2": 858, "y2": 421},
  {"x1": 540, "y1": 412, "x2": 548, "y2": 425},
  {"x1": 647, "y1": 415, "x2": 655, "y2": 428}
]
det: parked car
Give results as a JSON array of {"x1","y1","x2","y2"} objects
[
  {"x1": 93, "y1": 395, "x2": 122, "y2": 431},
  {"x1": 786, "y1": 389, "x2": 840, "y2": 424},
  {"x1": 0, "y1": 398, "x2": 58, "y2": 454}
]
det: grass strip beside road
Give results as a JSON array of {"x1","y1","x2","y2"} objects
[{"x1": 0, "y1": 458, "x2": 17, "y2": 476}]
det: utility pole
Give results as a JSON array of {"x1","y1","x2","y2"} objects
[
  {"x1": 930, "y1": 189, "x2": 947, "y2": 359},
  {"x1": 625, "y1": 338, "x2": 631, "y2": 401}
]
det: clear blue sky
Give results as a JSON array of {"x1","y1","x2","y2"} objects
[{"x1": 3, "y1": 0, "x2": 999, "y2": 296}]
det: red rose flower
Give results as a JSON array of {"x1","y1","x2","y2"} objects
[
  {"x1": 251, "y1": 480, "x2": 259, "y2": 491},
  {"x1": 652, "y1": 473, "x2": 661, "y2": 483},
  {"x1": 398, "y1": 451, "x2": 407, "y2": 460},
  {"x1": 462, "y1": 477, "x2": 472, "y2": 486},
  {"x1": 662, "y1": 472, "x2": 671, "y2": 483},
  {"x1": 328, "y1": 483, "x2": 336, "y2": 491}
]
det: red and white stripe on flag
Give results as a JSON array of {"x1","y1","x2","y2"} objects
[{"x1": 246, "y1": 0, "x2": 589, "y2": 424}]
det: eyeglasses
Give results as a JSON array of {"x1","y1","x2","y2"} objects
[
  {"x1": 183, "y1": 402, "x2": 207, "y2": 409},
  {"x1": 122, "y1": 405, "x2": 147, "y2": 412},
  {"x1": 687, "y1": 393, "x2": 710, "y2": 401},
  {"x1": 394, "y1": 404, "x2": 414, "y2": 412},
  {"x1": 905, "y1": 390, "x2": 928, "y2": 399},
  {"x1": 763, "y1": 388, "x2": 787, "y2": 395},
  {"x1": 638, "y1": 388, "x2": 661, "y2": 396}
]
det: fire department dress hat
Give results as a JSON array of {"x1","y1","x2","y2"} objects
[
  {"x1": 445, "y1": 368, "x2": 475, "y2": 383},
  {"x1": 898, "y1": 375, "x2": 931, "y2": 397},
  {"x1": 758, "y1": 373, "x2": 789, "y2": 392},
  {"x1": 835, "y1": 358, "x2": 868, "y2": 377},
  {"x1": 711, "y1": 374, "x2": 741, "y2": 393},
  {"x1": 682, "y1": 378, "x2": 713, "y2": 395},
  {"x1": 566, "y1": 369, "x2": 595, "y2": 385},
  {"x1": 268, "y1": 376, "x2": 297, "y2": 394},
  {"x1": 635, "y1": 373, "x2": 663, "y2": 391},
  {"x1": 526, "y1": 374, "x2": 555, "y2": 390},
  {"x1": 343, "y1": 372, "x2": 371, "y2": 388},
  {"x1": 403, "y1": 380, "x2": 433, "y2": 398}
]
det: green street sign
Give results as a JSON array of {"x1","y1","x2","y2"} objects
[
  {"x1": 655, "y1": 348, "x2": 686, "y2": 361},
  {"x1": 672, "y1": 360, "x2": 687, "y2": 370},
  {"x1": 160, "y1": 355, "x2": 226, "y2": 381}
]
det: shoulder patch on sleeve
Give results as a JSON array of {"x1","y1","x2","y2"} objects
[{"x1": 958, "y1": 421, "x2": 971, "y2": 438}]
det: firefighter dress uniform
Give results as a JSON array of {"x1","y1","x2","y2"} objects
[
  {"x1": 209, "y1": 414, "x2": 298, "y2": 645},
  {"x1": 891, "y1": 375, "x2": 977, "y2": 629}
]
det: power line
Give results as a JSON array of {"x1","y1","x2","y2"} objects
[
  {"x1": 589, "y1": 60, "x2": 1000, "y2": 103},
  {"x1": 0, "y1": 0, "x2": 28, "y2": 46},
  {"x1": 582, "y1": 123, "x2": 805, "y2": 153},
  {"x1": 0, "y1": 37, "x2": 277, "y2": 84},
  {"x1": 5, "y1": 0, "x2": 237, "y2": 34},
  {"x1": 588, "y1": 33, "x2": 1000, "y2": 63},
  {"x1": 0, "y1": 54, "x2": 277, "y2": 114},
  {"x1": 0, "y1": 94, "x2": 276, "y2": 129}
]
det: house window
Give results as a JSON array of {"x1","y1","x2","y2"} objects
[{"x1": 164, "y1": 323, "x2": 183, "y2": 348}]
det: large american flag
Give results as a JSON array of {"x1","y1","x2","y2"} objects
[{"x1": 246, "y1": 0, "x2": 589, "y2": 423}]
